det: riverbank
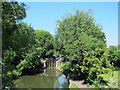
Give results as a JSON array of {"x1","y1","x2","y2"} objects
[
  {"x1": 69, "y1": 79, "x2": 90, "y2": 89},
  {"x1": 55, "y1": 66, "x2": 89, "y2": 89},
  {"x1": 69, "y1": 71, "x2": 119, "y2": 89},
  {"x1": 56, "y1": 65, "x2": 119, "y2": 89}
]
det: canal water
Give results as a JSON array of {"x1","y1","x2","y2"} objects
[{"x1": 13, "y1": 67, "x2": 69, "y2": 88}]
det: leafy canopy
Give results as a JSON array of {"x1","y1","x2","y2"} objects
[
  {"x1": 55, "y1": 10, "x2": 106, "y2": 57},
  {"x1": 55, "y1": 10, "x2": 111, "y2": 85},
  {"x1": 35, "y1": 30, "x2": 54, "y2": 58}
]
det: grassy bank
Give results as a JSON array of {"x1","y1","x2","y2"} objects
[
  {"x1": 69, "y1": 83, "x2": 79, "y2": 88},
  {"x1": 88, "y1": 71, "x2": 119, "y2": 88}
]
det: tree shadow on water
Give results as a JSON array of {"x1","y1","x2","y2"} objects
[{"x1": 21, "y1": 64, "x2": 45, "y2": 76}]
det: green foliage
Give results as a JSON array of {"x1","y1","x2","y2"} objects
[
  {"x1": 62, "y1": 35, "x2": 111, "y2": 83},
  {"x1": 2, "y1": 2, "x2": 45, "y2": 88},
  {"x1": 16, "y1": 49, "x2": 42, "y2": 72},
  {"x1": 3, "y1": 22, "x2": 38, "y2": 72},
  {"x1": 69, "y1": 83, "x2": 79, "y2": 88},
  {"x1": 2, "y1": 2, "x2": 27, "y2": 88},
  {"x1": 2, "y1": 2, "x2": 27, "y2": 50},
  {"x1": 2, "y1": 22, "x2": 39, "y2": 88},
  {"x1": 55, "y1": 10, "x2": 106, "y2": 57},
  {"x1": 108, "y1": 45, "x2": 120, "y2": 69},
  {"x1": 108, "y1": 46, "x2": 118, "y2": 62},
  {"x1": 6, "y1": 23, "x2": 43, "y2": 73},
  {"x1": 60, "y1": 62, "x2": 71, "y2": 70},
  {"x1": 108, "y1": 78, "x2": 118, "y2": 88},
  {"x1": 90, "y1": 71, "x2": 119, "y2": 88},
  {"x1": 2, "y1": 49, "x2": 20, "y2": 88},
  {"x1": 2, "y1": 49, "x2": 21, "y2": 78},
  {"x1": 88, "y1": 77, "x2": 107, "y2": 88},
  {"x1": 35, "y1": 30, "x2": 54, "y2": 58},
  {"x1": 55, "y1": 10, "x2": 111, "y2": 87},
  {"x1": 10, "y1": 22, "x2": 36, "y2": 56},
  {"x1": 2, "y1": 2, "x2": 55, "y2": 89},
  {"x1": 2, "y1": 2, "x2": 116, "y2": 88}
]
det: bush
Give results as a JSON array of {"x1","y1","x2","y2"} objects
[{"x1": 2, "y1": 49, "x2": 18, "y2": 88}]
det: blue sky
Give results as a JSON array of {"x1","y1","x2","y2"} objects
[{"x1": 22, "y1": 2, "x2": 118, "y2": 47}]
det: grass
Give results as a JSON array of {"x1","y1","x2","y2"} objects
[
  {"x1": 69, "y1": 83, "x2": 79, "y2": 88},
  {"x1": 88, "y1": 71, "x2": 120, "y2": 88},
  {"x1": 102, "y1": 71, "x2": 119, "y2": 79},
  {"x1": 69, "y1": 71, "x2": 119, "y2": 89},
  {"x1": 104, "y1": 71, "x2": 120, "y2": 88}
]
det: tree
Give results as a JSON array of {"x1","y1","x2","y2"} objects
[
  {"x1": 2, "y1": 22, "x2": 38, "y2": 88},
  {"x1": 9, "y1": 22, "x2": 36, "y2": 65},
  {"x1": 108, "y1": 45, "x2": 120, "y2": 68},
  {"x1": 61, "y1": 34, "x2": 111, "y2": 82},
  {"x1": 2, "y1": 2, "x2": 27, "y2": 88},
  {"x1": 35, "y1": 30, "x2": 54, "y2": 58},
  {"x1": 2, "y1": 2, "x2": 43, "y2": 88},
  {"x1": 2, "y1": 2, "x2": 27, "y2": 51},
  {"x1": 55, "y1": 10, "x2": 106, "y2": 57},
  {"x1": 10, "y1": 22, "x2": 36, "y2": 55},
  {"x1": 55, "y1": 10, "x2": 111, "y2": 85}
]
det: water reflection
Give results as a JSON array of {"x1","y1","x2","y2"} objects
[{"x1": 13, "y1": 67, "x2": 69, "y2": 88}]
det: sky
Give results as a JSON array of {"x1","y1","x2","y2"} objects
[{"x1": 22, "y1": 2, "x2": 118, "y2": 47}]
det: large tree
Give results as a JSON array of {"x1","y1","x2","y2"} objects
[
  {"x1": 55, "y1": 10, "x2": 106, "y2": 57},
  {"x1": 2, "y1": 2, "x2": 27, "y2": 51},
  {"x1": 61, "y1": 34, "x2": 111, "y2": 82},
  {"x1": 2, "y1": 22, "x2": 37, "y2": 88},
  {"x1": 55, "y1": 10, "x2": 111, "y2": 85},
  {"x1": 2, "y1": 2, "x2": 32, "y2": 88},
  {"x1": 34, "y1": 30, "x2": 54, "y2": 58}
]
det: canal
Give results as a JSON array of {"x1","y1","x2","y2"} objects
[{"x1": 13, "y1": 67, "x2": 69, "y2": 88}]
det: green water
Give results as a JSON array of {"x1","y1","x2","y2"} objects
[{"x1": 13, "y1": 67, "x2": 69, "y2": 88}]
